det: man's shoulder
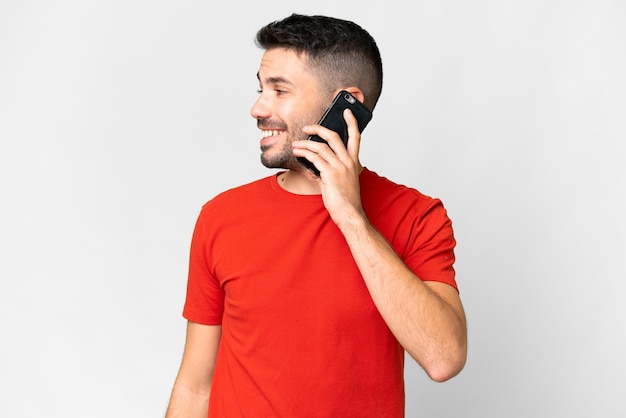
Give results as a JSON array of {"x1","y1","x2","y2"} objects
[
  {"x1": 193, "y1": 175, "x2": 276, "y2": 218},
  {"x1": 361, "y1": 168, "x2": 437, "y2": 205}
]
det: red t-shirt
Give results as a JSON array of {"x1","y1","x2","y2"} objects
[{"x1": 183, "y1": 168, "x2": 457, "y2": 417}]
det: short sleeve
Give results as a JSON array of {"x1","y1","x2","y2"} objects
[
  {"x1": 403, "y1": 199, "x2": 458, "y2": 291},
  {"x1": 182, "y1": 206, "x2": 225, "y2": 324}
]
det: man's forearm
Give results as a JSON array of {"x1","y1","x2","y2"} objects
[
  {"x1": 338, "y1": 214, "x2": 467, "y2": 381},
  {"x1": 165, "y1": 382, "x2": 210, "y2": 418}
]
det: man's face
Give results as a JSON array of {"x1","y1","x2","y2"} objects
[{"x1": 251, "y1": 47, "x2": 328, "y2": 170}]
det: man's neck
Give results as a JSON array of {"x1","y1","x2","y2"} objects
[
  {"x1": 276, "y1": 163, "x2": 364, "y2": 195},
  {"x1": 276, "y1": 170, "x2": 321, "y2": 195}
]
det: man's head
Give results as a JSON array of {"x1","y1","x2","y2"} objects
[
  {"x1": 251, "y1": 14, "x2": 382, "y2": 171},
  {"x1": 255, "y1": 14, "x2": 383, "y2": 111}
]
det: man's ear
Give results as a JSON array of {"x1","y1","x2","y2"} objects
[{"x1": 340, "y1": 87, "x2": 365, "y2": 105}]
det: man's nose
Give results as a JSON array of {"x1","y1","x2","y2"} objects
[{"x1": 250, "y1": 95, "x2": 271, "y2": 119}]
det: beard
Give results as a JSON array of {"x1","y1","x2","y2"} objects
[
  {"x1": 259, "y1": 107, "x2": 324, "y2": 170},
  {"x1": 260, "y1": 139, "x2": 301, "y2": 170}
]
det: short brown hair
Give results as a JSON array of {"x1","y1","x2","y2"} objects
[{"x1": 256, "y1": 14, "x2": 383, "y2": 110}]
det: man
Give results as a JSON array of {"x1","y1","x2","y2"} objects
[{"x1": 166, "y1": 14, "x2": 467, "y2": 417}]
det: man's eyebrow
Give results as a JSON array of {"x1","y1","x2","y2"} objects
[{"x1": 256, "y1": 72, "x2": 294, "y2": 86}]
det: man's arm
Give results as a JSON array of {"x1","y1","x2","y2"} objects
[
  {"x1": 166, "y1": 322, "x2": 222, "y2": 418},
  {"x1": 293, "y1": 109, "x2": 467, "y2": 381},
  {"x1": 336, "y1": 215, "x2": 467, "y2": 381}
]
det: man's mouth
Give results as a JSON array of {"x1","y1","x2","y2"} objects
[{"x1": 261, "y1": 129, "x2": 284, "y2": 138}]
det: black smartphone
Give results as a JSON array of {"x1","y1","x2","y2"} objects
[{"x1": 297, "y1": 90, "x2": 373, "y2": 176}]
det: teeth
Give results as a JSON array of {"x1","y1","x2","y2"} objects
[{"x1": 262, "y1": 130, "x2": 281, "y2": 138}]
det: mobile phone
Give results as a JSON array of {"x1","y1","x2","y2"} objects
[{"x1": 297, "y1": 90, "x2": 373, "y2": 176}]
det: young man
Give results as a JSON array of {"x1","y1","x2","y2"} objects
[{"x1": 166, "y1": 14, "x2": 467, "y2": 418}]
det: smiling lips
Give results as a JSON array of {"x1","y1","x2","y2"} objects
[
  {"x1": 260, "y1": 129, "x2": 285, "y2": 148},
  {"x1": 261, "y1": 130, "x2": 284, "y2": 138}
]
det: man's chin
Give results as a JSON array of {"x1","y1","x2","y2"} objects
[{"x1": 260, "y1": 154, "x2": 300, "y2": 170}]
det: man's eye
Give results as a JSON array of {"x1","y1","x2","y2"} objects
[{"x1": 256, "y1": 88, "x2": 286, "y2": 95}]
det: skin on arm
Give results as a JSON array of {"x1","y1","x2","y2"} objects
[
  {"x1": 166, "y1": 322, "x2": 222, "y2": 418},
  {"x1": 292, "y1": 107, "x2": 467, "y2": 381},
  {"x1": 336, "y1": 217, "x2": 467, "y2": 382}
]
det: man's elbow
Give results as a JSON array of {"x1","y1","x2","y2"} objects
[
  {"x1": 425, "y1": 360, "x2": 465, "y2": 382},
  {"x1": 411, "y1": 340, "x2": 467, "y2": 383},
  {"x1": 423, "y1": 348, "x2": 467, "y2": 382}
]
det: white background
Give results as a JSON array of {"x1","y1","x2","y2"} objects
[{"x1": 1, "y1": 1, "x2": 625, "y2": 417}]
